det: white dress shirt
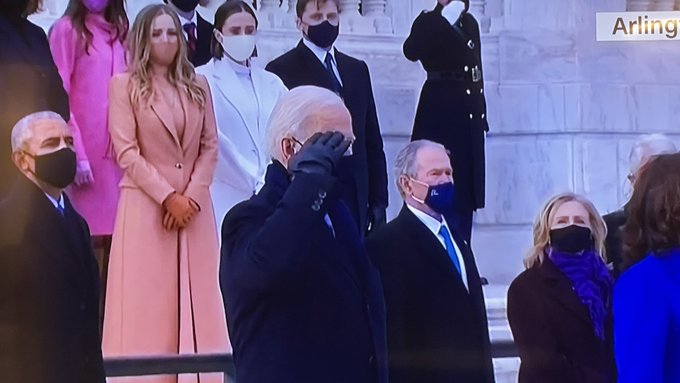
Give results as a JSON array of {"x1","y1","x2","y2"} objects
[
  {"x1": 302, "y1": 38, "x2": 344, "y2": 86},
  {"x1": 179, "y1": 11, "x2": 199, "y2": 40},
  {"x1": 407, "y1": 204, "x2": 469, "y2": 290},
  {"x1": 44, "y1": 192, "x2": 65, "y2": 212}
]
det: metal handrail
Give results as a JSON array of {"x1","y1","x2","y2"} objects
[{"x1": 104, "y1": 340, "x2": 517, "y2": 377}]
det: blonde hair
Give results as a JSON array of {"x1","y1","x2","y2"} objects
[
  {"x1": 524, "y1": 192, "x2": 607, "y2": 268},
  {"x1": 265, "y1": 86, "x2": 348, "y2": 161},
  {"x1": 127, "y1": 4, "x2": 205, "y2": 107}
]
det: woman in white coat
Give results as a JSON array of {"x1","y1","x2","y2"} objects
[{"x1": 197, "y1": 0, "x2": 287, "y2": 228}]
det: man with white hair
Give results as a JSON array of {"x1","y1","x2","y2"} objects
[
  {"x1": 220, "y1": 86, "x2": 388, "y2": 383},
  {"x1": 604, "y1": 133, "x2": 677, "y2": 273},
  {"x1": 0, "y1": 112, "x2": 105, "y2": 383},
  {"x1": 366, "y1": 139, "x2": 494, "y2": 383}
]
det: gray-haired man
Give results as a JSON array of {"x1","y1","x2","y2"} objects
[
  {"x1": 0, "y1": 111, "x2": 105, "y2": 383},
  {"x1": 367, "y1": 139, "x2": 494, "y2": 383}
]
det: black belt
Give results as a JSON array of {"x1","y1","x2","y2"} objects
[{"x1": 427, "y1": 67, "x2": 482, "y2": 83}]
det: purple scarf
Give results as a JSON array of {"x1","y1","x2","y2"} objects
[{"x1": 548, "y1": 248, "x2": 614, "y2": 340}]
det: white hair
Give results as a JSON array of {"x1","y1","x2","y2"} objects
[
  {"x1": 394, "y1": 140, "x2": 447, "y2": 198},
  {"x1": 10, "y1": 111, "x2": 66, "y2": 153},
  {"x1": 265, "y1": 86, "x2": 348, "y2": 161},
  {"x1": 629, "y1": 133, "x2": 677, "y2": 176}
]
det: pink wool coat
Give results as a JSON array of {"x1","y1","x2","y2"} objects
[
  {"x1": 49, "y1": 14, "x2": 125, "y2": 235},
  {"x1": 103, "y1": 73, "x2": 228, "y2": 383}
]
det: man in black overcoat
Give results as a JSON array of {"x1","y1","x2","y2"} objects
[
  {"x1": 0, "y1": 112, "x2": 105, "y2": 383},
  {"x1": 0, "y1": 0, "x2": 70, "y2": 198},
  {"x1": 220, "y1": 86, "x2": 388, "y2": 383},
  {"x1": 403, "y1": 0, "x2": 488, "y2": 243},
  {"x1": 367, "y1": 140, "x2": 494, "y2": 383},
  {"x1": 266, "y1": 0, "x2": 388, "y2": 235}
]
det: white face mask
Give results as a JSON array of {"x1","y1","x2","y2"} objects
[{"x1": 218, "y1": 33, "x2": 257, "y2": 63}]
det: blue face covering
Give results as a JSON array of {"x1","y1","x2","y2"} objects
[{"x1": 411, "y1": 179, "x2": 455, "y2": 215}]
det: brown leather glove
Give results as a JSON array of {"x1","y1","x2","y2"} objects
[{"x1": 163, "y1": 192, "x2": 197, "y2": 228}]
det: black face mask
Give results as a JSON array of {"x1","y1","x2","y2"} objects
[
  {"x1": 171, "y1": 0, "x2": 199, "y2": 12},
  {"x1": 305, "y1": 20, "x2": 339, "y2": 49},
  {"x1": 549, "y1": 225, "x2": 594, "y2": 254},
  {"x1": 26, "y1": 148, "x2": 77, "y2": 189}
]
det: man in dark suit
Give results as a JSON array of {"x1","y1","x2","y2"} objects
[
  {"x1": 265, "y1": 0, "x2": 388, "y2": 235},
  {"x1": 0, "y1": 111, "x2": 105, "y2": 383},
  {"x1": 403, "y1": 0, "x2": 488, "y2": 243},
  {"x1": 367, "y1": 139, "x2": 495, "y2": 383},
  {"x1": 0, "y1": 0, "x2": 70, "y2": 198},
  {"x1": 220, "y1": 86, "x2": 388, "y2": 383},
  {"x1": 164, "y1": 0, "x2": 212, "y2": 66}
]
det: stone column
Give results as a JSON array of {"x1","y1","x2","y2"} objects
[
  {"x1": 651, "y1": 0, "x2": 675, "y2": 10},
  {"x1": 470, "y1": 0, "x2": 491, "y2": 33},
  {"x1": 363, "y1": 0, "x2": 393, "y2": 33},
  {"x1": 258, "y1": 0, "x2": 282, "y2": 29},
  {"x1": 627, "y1": 0, "x2": 653, "y2": 10}
]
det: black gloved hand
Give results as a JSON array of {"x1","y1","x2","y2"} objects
[
  {"x1": 288, "y1": 131, "x2": 351, "y2": 177},
  {"x1": 367, "y1": 205, "x2": 387, "y2": 234}
]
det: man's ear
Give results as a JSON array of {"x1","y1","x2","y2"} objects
[
  {"x1": 12, "y1": 151, "x2": 28, "y2": 173},
  {"x1": 399, "y1": 175, "x2": 411, "y2": 196},
  {"x1": 296, "y1": 17, "x2": 305, "y2": 33}
]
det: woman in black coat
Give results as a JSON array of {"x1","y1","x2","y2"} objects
[
  {"x1": 0, "y1": 0, "x2": 69, "y2": 198},
  {"x1": 507, "y1": 193, "x2": 617, "y2": 383},
  {"x1": 403, "y1": 0, "x2": 487, "y2": 243}
]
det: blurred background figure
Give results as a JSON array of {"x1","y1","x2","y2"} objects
[
  {"x1": 603, "y1": 133, "x2": 676, "y2": 275},
  {"x1": 404, "y1": 0, "x2": 488, "y2": 244},
  {"x1": 103, "y1": 5, "x2": 227, "y2": 383},
  {"x1": 0, "y1": 111, "x2": 105, "y2": 383},
  {"x1": 48, "y1": 0, "x2": 128, "y2": 323},
  {"x1": 165, "y1": 0, "x2": 213, "y2": 66},
  {"x1": 197, "y1": 0, "x2": 287, "y2": 228},
  {"x1": 0, "y1": 0, "x2": 69, "y2": 199},
  {"x1": 266, "y1": 0, "x2": 389, "y2": 236},
  {"x1": 507, "y1": 193, "x2": 616, "y2": 383},
  {"x1": 615, "y1": 152, "x2": 680, "y2": 383},
  {"x1": 367, "y1": 140, "x2": 494, "y2": 383}
]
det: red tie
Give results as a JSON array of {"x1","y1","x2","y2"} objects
[{"x1": 183, "y1": 22, "x2": 197, "y2": 57}]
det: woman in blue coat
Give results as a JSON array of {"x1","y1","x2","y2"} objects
[{"x1": 614, "y1": 152, "x2": 680, "y2": 383}]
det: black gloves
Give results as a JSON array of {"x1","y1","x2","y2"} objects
[
  {"x1": 288, "y1": 132, "x2": 351, "y2": 177},
  {"x1": 367, "y1": 205, "x2": 387, "y2": 234}
]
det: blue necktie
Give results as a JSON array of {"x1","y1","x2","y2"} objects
[
  {"x1": 439, "y1": 225, "x2": 462, "y2": 276},
  {"x1": 324, "y1": 53, "x2": 342, "y2": 95},
  {"x1": 57, "y1": 204, "x2": 65, "y2": 217}
]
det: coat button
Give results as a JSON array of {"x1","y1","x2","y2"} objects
[
  {"x1": 469, "y1": 114, "x2": 474, "y2": 120},
  {"x1": 369, "y1": 355, "x2": 374, "y2": 364},
  {"x1": 318, "y1": 190, "x2": 327, "y2": 199},
  {"x1": 175, "y1": 163, "x2": 183, "y2": 169},
  {"x1": 312, "y1": 204, "x2": 320, "y2": 211},
  {"x1": 466, "y1": 89, "x2": 471, "y2": 95},
  {"x1": 464, "y1": 65, "x2": 469, "y2": 72},
  {"x1": 481, "y1": 113, "x2": 486, "y2": 119},
  {"x1": 480, "y1": 88, "x2": 484, "y2": 94}
]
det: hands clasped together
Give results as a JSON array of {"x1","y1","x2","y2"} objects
[{"x1": 162, "y1": 192, "x2": 200, "y2": 231}]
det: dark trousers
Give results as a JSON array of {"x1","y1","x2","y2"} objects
[{"x1": 453, "y1": 208, "x2": 473, "y2": 244}]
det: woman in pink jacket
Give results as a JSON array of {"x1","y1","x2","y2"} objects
[{"x1": 49, "y1": 0, "x2": 128, "y2": 245}]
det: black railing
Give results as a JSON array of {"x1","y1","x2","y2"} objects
[{"x1": 104, "y1": 340, "x2": 518, "y2": 377}]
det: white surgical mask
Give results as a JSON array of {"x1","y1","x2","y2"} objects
[{"x1": 218, "y1": 32, "x2": 257, "y2": 63}]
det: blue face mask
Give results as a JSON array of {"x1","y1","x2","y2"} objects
[{"x1": 411, "y1": 179, "x2": 455, "y2": 215}]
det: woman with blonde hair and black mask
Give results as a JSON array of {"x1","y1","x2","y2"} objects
[
  {"x1": 507, "y1": 193, "x2": 616, "y2": 383},
  {"x1": 103, "y1": 4, "x2": 227, "y2": 383}
]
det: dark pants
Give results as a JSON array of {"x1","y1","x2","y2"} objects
[{"x1": 453, "y1": 208, "x2": 473, "y2": 244}]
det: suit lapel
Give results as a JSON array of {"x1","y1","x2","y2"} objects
[
  {"x1": 294, "y1": 41, "x2": 335, "y2": 90},
  {"x1": 399, "y1": 206, "x2": 467, "y2": 292},
  {"x1": 150, "y1": 95, "x2": 182, "y2": 148},
  {"x1": 178, "y1": 87, "x2": 200, "y2": 150},
  {"x1": 540, "y1": 260, "x2": 593, "y2": 326},
  {"x1": 211, "y1": 59, "x2": 260, "y2": 148},
  {"x1": 333, "y1": 49, "x2": 352, "y2": 97}
]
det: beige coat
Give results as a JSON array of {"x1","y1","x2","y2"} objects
[{"x1": 103, "y1": 73, "x2": 228, "y2": 383}]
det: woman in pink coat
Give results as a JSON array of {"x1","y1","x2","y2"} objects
[
  {"x1": 104, "y1": 5, "x2": 228, "y2": 383},
  {"x1": 49, "y1": 0, "x2": 127, "y2": 239}
]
